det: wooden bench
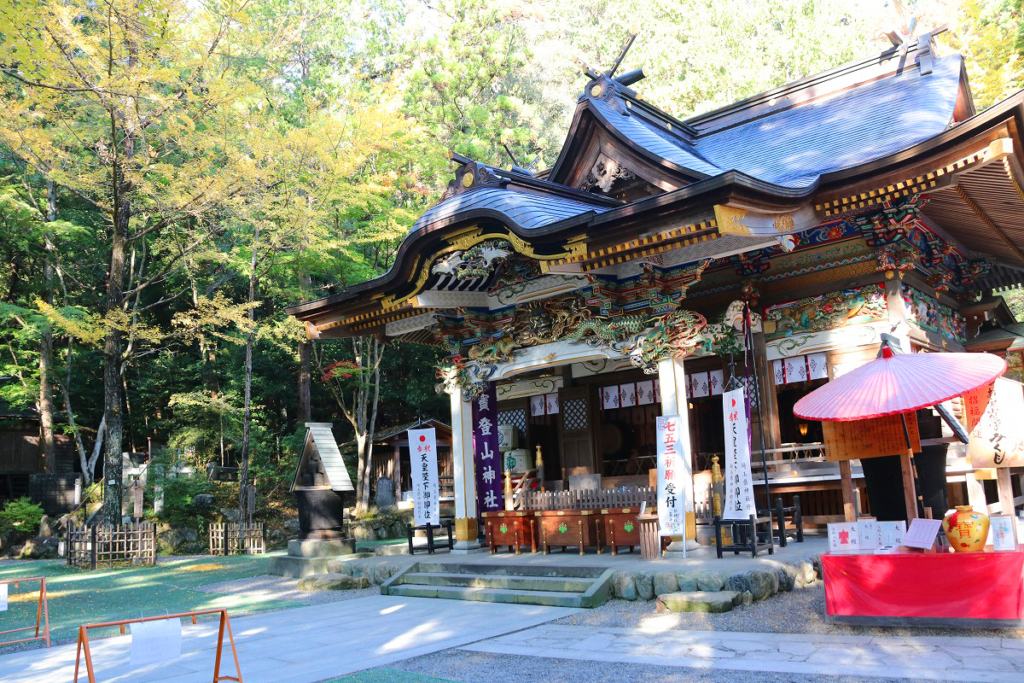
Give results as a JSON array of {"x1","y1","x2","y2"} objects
[{"x1": 406, "y1": 520, "x2": 454, "y2": 555}]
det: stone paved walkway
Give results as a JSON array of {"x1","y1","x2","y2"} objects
[
  {"x1": 461, "y1": 624, "x2": 1024, "y2": 682},
  {"x1": 0, "y1": 596, "x2": 578, "y2": 683}
]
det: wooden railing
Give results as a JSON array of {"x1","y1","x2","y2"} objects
[
  {"x1": 66, "y1": 522, "x2": 157, "y2": 569},
  {"x1": 520, "y1": 486, "x2": 656, "y2": 511}
]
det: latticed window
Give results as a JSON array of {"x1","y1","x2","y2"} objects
[
  {"x1": 497, "y1": 408, "x2": 527, "y2": 442},
  {"x1": 562, "y1": 398, "x2": 588, "y2": 431}
]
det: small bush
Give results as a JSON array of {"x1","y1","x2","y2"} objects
[{"x1": 0, "y1": 497, "x2": 45, "y2": 544}]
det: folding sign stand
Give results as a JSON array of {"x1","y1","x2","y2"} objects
[
  {"x1": 0, "y1": 576, "x2": 50, "y2": 648},
  {"x1": 73, "y1": 609, "x2": 242, "y2": 683}
]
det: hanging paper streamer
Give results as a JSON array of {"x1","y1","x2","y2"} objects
[
  {"x1": 636, "y1": 380, "x2": 655, "y2": 405},
  {"x1": 619, "y1": 383, "x2": 637, "y2": 408},
  {"x1": 601, "y1": 385, "x2": 620, "y2": 410}
]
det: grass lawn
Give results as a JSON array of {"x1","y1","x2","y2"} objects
[{"x1": 0, "y1": 553, "x2": 299, "y2": 645}]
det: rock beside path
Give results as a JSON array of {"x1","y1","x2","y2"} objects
[
  {"x1": 656, "y1": 591, "x2": 740, "y2": 613},
  {"x1": 297, "y1": 573, "x2": 370, "y2": 591}
]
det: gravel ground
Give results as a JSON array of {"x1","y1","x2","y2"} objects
[
  {"x1": 195, "y1": 574, "x2": 379, "y2": 606},
  {"x1": 551, "y1": 584, "x2": 1024, "y2": 640},
  {"x1": 370, "y1": 650, "x2": 954, "y2": 683}
]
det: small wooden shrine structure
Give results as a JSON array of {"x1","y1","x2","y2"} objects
[{"x1": 288, "y1": 34, "x2": 1024, "y2": 550}]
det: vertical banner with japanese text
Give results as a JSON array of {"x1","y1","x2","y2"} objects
[
  {"x1": 722, "y1": 387, "x2": 757, "y2": 520},
  {"x1": 408, "y1": 428, "x2": 439, "y2": 526},
  {"x1": 657, "y1": 415, "x2": 687, "y2": 540},
  {"x1": 473, "y1": 383, "x2": 504, "y2": 514}
]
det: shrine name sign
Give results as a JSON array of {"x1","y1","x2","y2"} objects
[{"x1": 822, "y1": 414, "x2": 921, "y2": 462}]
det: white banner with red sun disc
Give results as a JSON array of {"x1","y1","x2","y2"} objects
[
  {"x1": 408, "y1": 428, "x2": 439, "y2": 526},
  {"x1": 722, "y1": 387, "x2": 757, "y2": 521}
]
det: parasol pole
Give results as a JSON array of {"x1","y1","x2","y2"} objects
[{"x1": 880, "y1": 334, "x2": 927, "y2": 520}]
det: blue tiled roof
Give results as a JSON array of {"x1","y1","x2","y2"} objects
[
  {"x1": 690, "y1": 55, "x2": 963, "y2": 188},
  {"x1": 412, "y1": 186, "x2": 610, "y2": 233},
  {"x1": 588, "y1": 97, "x2": 722, "y2": 177}
]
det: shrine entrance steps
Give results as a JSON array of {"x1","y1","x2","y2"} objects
[{"x1": 380, "y1": 561, "x2": 616, "y2": 608}]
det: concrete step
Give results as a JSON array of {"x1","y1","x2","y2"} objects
[
  {"x1": 387, "y1": 584, "x2": 586, "y2": 608},
  {"x1": 400, "y1": 572, "x2": 596, "y2": 593}
]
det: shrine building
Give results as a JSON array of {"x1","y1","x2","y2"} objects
[{"x1": 287, "y1": 34, "x2": 1024, "y2": 551}]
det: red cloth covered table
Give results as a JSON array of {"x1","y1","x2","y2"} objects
[{"x1": 821, "y1": 549, "x2": 1024, "y2": 626}]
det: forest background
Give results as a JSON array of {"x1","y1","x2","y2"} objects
[{"x1": 2, "y1": 0, "x2": 1023, "y2": 527}]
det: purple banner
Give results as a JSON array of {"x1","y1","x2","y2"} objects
[{"x1": 472, "y1": 383, "x2": 503, "y2": 514}]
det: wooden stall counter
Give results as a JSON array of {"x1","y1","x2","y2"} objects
[
  {"x1": 481, "y1": 510, "x2": 537, "y2": 554},
  {"x1": 821, "y1": 548, "x2": 1024, "y2": 628},
  {"x1": 535, "y1": 510, "x2": 599, "y2": 555}
]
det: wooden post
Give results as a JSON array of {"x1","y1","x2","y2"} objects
[
  {"x1": 392, "y1": 443, "x2": 402, "y2": 499},
  {"x1": 997, "y1": 468, "x2": 1015, "y2": 516},
  {"x1": 900, "y1": 450, "x2": 918, "y2": 522},
  {"x1": 90, "y1": 525, "x2": 97, "y2": 570},
  {"x1": 839, "y1": 460, "x2": 857, "y2": 522}
]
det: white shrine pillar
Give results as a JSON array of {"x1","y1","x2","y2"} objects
[
  {"x1": 657, "y1": 356, "x2": 699, "y2": 550},
  {"x1": 449, "y1": 386, "x2": 480, "y2": 551}
]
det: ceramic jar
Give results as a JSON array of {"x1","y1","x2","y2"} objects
[{"x1": 942, "y1": 505, "x2": 990, "y2": 552}]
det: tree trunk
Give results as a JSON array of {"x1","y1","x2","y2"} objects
[
  {"x1": 38, "y1": 183, "x2": 57, "y2": 473},
  {"x1": 352, "y1": 336, "x2": 381, "y2": 514},
  {"x1": 238, "y1": 224, "x2": 260, "y2": 524},
  {"x1": 298, "y1": 340, "x2": 311, "y2": 423},
  {"x1": 297, "y1": 274, "x2": 312, "y2": 423}
]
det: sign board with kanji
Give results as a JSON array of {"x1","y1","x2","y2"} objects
[
  {"x1": 822, "y1": 414, "x2": 920, "y2": 462},
  {"x1": 966, "y1": 378, "x2": 1024, "y2": 468},
  {"x1": 408, "y1": 428, "x2": 439, "y2": 526},
  {"x1": 656, "y1": 415, "x2": 688, "y2": 543},
  {"x1": 721, "y1": 387, "x2": 757, "y2": 520},
  {"x1": 472, "y1": 383, "x2": 504, "y2": 514}
]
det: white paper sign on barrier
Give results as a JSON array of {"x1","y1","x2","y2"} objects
[
  {"x1": 409, "y1": 428, "x2": 439, "y2": 526},
  {"x1": 129, "y1": 618, "x2": 182, "y2": 668},
  {"x1": 721, "y1": 388, "x2": 756, "y2": 520}
]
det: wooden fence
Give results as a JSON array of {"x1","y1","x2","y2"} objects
[
  {"x1": 66, "y1": 522, "x2": 157, "y2": 569},
  {"x1": 520, "y1": 486, "x2": 657, "y2": 511},
  {"x1": 208, "y1": 522, "x2": 265, "y2": 556}
]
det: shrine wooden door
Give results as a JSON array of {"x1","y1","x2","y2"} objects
[{"x1": 557, "y1": 386, "x2": 596, "y2": 478}]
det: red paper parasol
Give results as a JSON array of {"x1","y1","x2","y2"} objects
[{"x1": 793, "y1": 350, "x2": 1006, "y2": 422}]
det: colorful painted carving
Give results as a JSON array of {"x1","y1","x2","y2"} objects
[
  {"x1": 850, "y1": 195, "x2": 930, "y2": 246},
  {"x1": 875, "y1": 243, "x2": 917, "y2": 273},
  {"x1": 902, "y1": 287, "x2": 966, "y2": 341},
  {"x1": 764, "y1": 285, "x2": 886, "y2": 340},
  {"x1": 431, "y1": 239, "x2": 512, "y2": 281},
  {"x1": 628, "y1": 309, "x2": 708, "y2": 374}
]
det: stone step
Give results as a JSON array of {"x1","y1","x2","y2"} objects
[
  {"x1": 287, "y1": 538, "x2": 356, "y2": 558},
  {"x1": 387, "y1": 584, "x2": 586, "y2": 608},
  {"x1": 400, "y1": 572, "x2": 595, "y2": 593},
  {"x1": 269, "y1": 551, "x2": 372, "y2": 578},
  {"x1": 412, "y1": 562, "x2": 606, "y2": 579}
]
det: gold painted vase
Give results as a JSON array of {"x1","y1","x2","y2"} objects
[{"x1": 942, "y1": 505, "x2": 990, "y2": 552}]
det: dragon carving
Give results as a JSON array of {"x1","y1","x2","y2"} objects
[{"x1": 629, "y1": 309, "x2": 708, "y2": 374}]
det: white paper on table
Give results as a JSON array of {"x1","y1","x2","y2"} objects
[
  {"x1": 828, "y1": 522, "x2": 860, "y2": 553},
  {"x1": 857, "y1": 519, "x2": 878, "y2": 551},
  {"x1": 129, "y1": 618, "x2": 183, "y2": 669},
  {"x1": 877, "y1": 521, "x2": 906, "y2": 546},
  {"x1": 903, "y1": 518, "x2": 943, "y2": 549},
  {"x1": 0, "y1": 584, "x2": 7, "y2": 612},
  {"x1": 990, "y1": 515, "x2": 1018, "y2": 552}
]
